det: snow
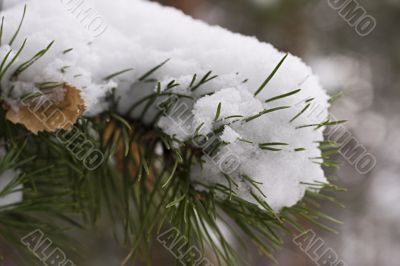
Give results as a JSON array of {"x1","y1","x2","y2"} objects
[
  {"x1": 0, "y1": 0, "x2": 329, "y2": 211},
  {"x1": 220, "y1": 126, "x2": 240, "y2": 144}
]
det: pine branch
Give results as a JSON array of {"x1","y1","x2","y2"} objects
[{"x1": 0, "y1": 7, "x2": 345, "y2": 265}]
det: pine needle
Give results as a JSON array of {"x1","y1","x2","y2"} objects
[
  {"x1": 190, "y1": 71, "x2": 218, "y2": 91},
  {"x1": 139, "y1": 59, "x2": 169, "y2": 81},
  {"x1": 9, "y1": 4, "x2": 26, "y2": 46},
  {"x1": 254, "y1": 53, "x2": 288, "y2": 97},
  {"x1": 0, "y1": 39, "x2": 27, "y2": 80},
  {"x1": 214, "y1": 102, "x2": 222, "y2": 121},
  {"x1": 289, "y1": 103, "x2": 311, "y2": 123},
  {"x1": 244, "y1": 106, "x2": 290, "y2": 123},
  {"x1": 0, "y1": 16, "x2": 4, "y2": 47},
  {"x1": 12, "y1": 41, "x2": 55, "y2": 79},
  {"x1": 265, "y1": 88, "x2": 301, "y2": 103},
  {"x1": 104, "y1": 68, "x2": 134, "y2": 80}
]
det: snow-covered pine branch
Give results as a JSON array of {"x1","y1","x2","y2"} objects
[{"x1": 0, "y1": 0, "x2": 329, "y2": 211}]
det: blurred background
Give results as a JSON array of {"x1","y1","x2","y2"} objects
[{"x1": 2, "y1": 0, "x2": 399, "y2": 265}]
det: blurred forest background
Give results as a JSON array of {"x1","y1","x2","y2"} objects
[{"x1": 2, "y1": 0, "x2": 399, "y2": 265}]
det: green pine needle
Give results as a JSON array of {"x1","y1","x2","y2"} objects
[
  {"x1": 265, "y1": 88, "x2": 301, "y2": 103},
  {"x1": 245, "y1": 106, "x2": 290, "y2": 123},
  {"x1": 289, "y1": 103, "x2": 311, "y2": 123},
  {"x1": 214, "y1": 102, "x2": 222, "y2": 121},
  {"x1": 190, "y1": 71, "x2": 218, "y2": 91},
  {"x1": 12, "y1": 41, "x2": 55, "y2": 79},
  {"x1": 104, "y1": 68, "x2": 134, "y2": 80},
  {"x1": 0, "y1": 39, "x2": 27, "y2": 80},
  {"x1": 139, "y1": 59, "x2": 170, "y2": 81},
  {"x1": 9, "y1": 4, "x2": 26, "y2": 46},
  {"x1": 254, "y1": 53, "x2": 288, "y2": 97},
  {"x1": 0, "y1": 16, "x2": 4, "y2": 47}
]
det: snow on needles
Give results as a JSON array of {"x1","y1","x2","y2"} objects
[{"x1": 0, "y1": 0, "x2": 329, "y2": 210}]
